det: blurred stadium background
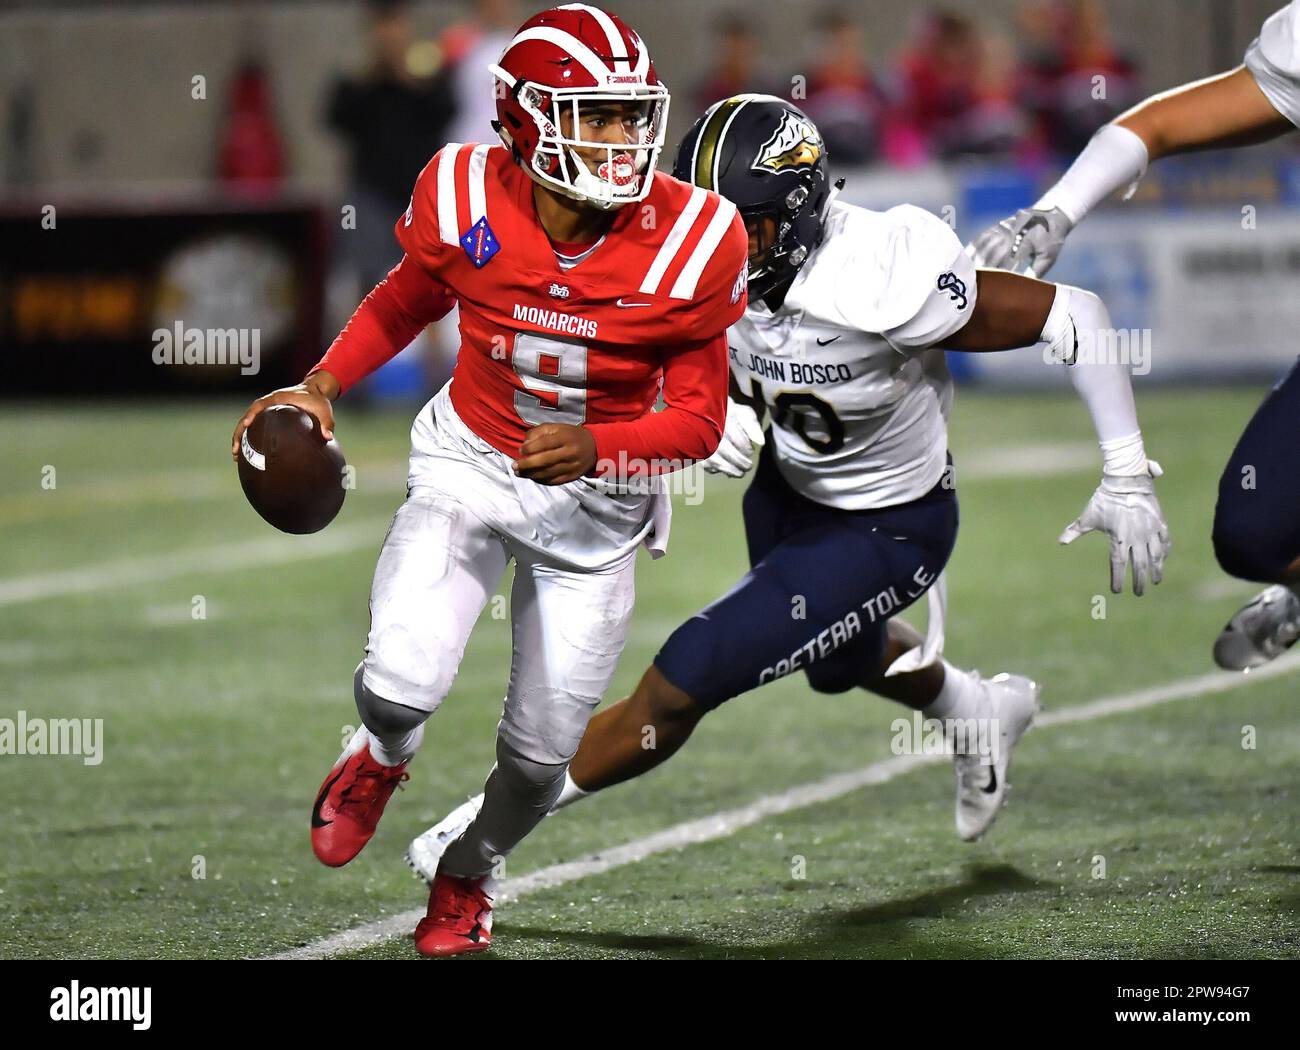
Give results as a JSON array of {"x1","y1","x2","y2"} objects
[
  {"x1": 1, "y1": 1, "x2": 1297, "y2": 960},
  {"x1": 4, "y1": 0, "x2": 1300, "y2": 395}
]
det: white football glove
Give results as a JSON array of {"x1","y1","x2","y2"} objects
[
  {"x1": 1059, "y1": 463, "x2": 1170, "y2": 596},
  {"x1": 967, "y1": 206, "x2": 1074, "y2": 277},
  {"x1": 702, "y1": 398, "x2": 765, "y2": 478}
]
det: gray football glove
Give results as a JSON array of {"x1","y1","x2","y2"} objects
[
  {"x1": 967, "y1": 206, "x2": 1074, "y2": 277},
  {"x1": 702, "y1": 398, "x2": 765, "y2": 479},
  {"x1": 1059, "y1": 464, "x2": 1170, "y2": 597}
]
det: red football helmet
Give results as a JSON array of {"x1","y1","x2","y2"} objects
[{"x1": 490, "y1": 4, "x2": 670, "y2": 210}]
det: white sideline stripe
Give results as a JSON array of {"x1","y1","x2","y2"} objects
[
  {"x1": 0, "y1": 443, "x2": 1100, "y2": 606},
  {"x1": 263, "y1": 653, "x2": 1300, "y2": 960},
  {"x1": 958, "y1": 444, "x2": 1095, "y2": 480},
  {"x1": 1196, "y1": 576, "x2": 1258, "y2": 602},
  {"x1": 0, "y1": 445, "x2": 1089, "y2": 528},
  {"x1": 0, "y1": 519, "x2": 390, "y2": 607}
]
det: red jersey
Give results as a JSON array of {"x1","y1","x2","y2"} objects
[{"x1": 314, "y1": 141, "x2": 748, "y2": 472}]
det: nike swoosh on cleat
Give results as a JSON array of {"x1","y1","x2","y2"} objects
[
  {"x1": 982, "y1": 765, "x2": 999, "y2": 795},
  {"x1": 464, "y1": 907, "x2": 488, "y2": 942},
  {"x1": 816, "y1": 336, "x2": 841, "y2": 346},
  {"x1": 312, "y1": 767, "x2": 346, "y2": 828}
]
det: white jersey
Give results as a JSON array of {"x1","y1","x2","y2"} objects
[
  {"x1": 1246, "y1": 1, "x2": 1300, "y2": 127},
  {"x1": 728, "y1": 200, "x2": 976, "y2": 510}
]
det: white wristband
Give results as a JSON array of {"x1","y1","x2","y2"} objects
[
  {"x1": 1100, "y1": 431, "x2": 1150, "y2": 476},
  {"x1": 1035, "y1": 124, "x2": 1150, "y2": 224}
]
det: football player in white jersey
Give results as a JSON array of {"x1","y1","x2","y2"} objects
[
  {"x1": 411, "y1": 96, "x2": 1170, "y2": 886},
  {"x1": 971, "y1": 1, "x2": 1300, "y2": 672}
]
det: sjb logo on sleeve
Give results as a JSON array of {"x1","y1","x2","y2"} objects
[{"x1": 937, "y1": 271, "x2": 968, "y2": 310}]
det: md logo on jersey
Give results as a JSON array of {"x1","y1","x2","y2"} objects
[
  {"x1": 937, "y1": 271, "x2": 968, "y2": 310},
  {"x1": 752, "y1": 110, "x2": 823, "y2": 174},
  {"x1": 461, "y1": 216, "x2": 501, "y2": 269}
]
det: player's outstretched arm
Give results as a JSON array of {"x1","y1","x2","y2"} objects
[
  {"x1": 970, "y1": 67, "x2": 1292, "y2": 276},
  {"x1": 946, "y1": 270, "x2": 1170, "y2": 596},
  {"x1": 229, "y1": 255, "x2": 453, "y2": 459}
]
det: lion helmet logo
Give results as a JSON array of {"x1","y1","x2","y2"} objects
[{"x1": 752, "y1": 110, "x2": 823, "y2": 174}]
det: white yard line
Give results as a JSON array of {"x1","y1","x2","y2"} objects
[
  {"x1": 958, "y1": 444, "x2": 1095, "y2": 480},
  {"x1": 0, "y1": 519, "x2": 391, "y2": 607},
  {"x1": 0, "y1": 463, "x2": 410, "y2": 526},
  {"x1": 263, "y1": 652, "x2": 1300, "y2": 960},
  {"x1": 1, "y1": 444, "x2": 1091, "y2": 608}
]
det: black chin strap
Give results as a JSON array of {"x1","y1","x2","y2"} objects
[{"x1": 762, "y1": 278, "x2": 795, "y2": 313}]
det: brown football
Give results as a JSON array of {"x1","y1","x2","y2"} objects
[{"x1": 237, "y1": 405, "x2": 346, "y2": 534}]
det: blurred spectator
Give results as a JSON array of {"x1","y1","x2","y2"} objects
[
  {"x1": 326, "y1": 0, "x2": 456, "y2": 289},
  {"x1": 218, "y1": 58, "x2": 286, "y2": 191},
  {"x1": 1017, "y1": 0, "x2": 1141, "y2": 159},
  {"x1": 896, "y1": 12, "x2": 980, "y2": 148},
  {"x1": 441, "y1": 0, "x2": 520, "y2": 147},
  {"x1": 959, "y1": 30, "x2": 1032, "y2": 159},
  {"x1": 694, "y1": 13, "x2": 781, "y2": 111},
  {"x1": 896, "y1": 13, "x2": 1029, "y2": 161},
  {"x1": 800, "y1": 8, "x2": 890, "y2": 165}
]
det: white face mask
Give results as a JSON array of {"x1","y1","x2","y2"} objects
[{"x1": 497, "y1": 71, "x2": 671, "y2": 209}]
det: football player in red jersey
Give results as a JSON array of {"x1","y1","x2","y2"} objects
[{"x1": 231, "y1": 4, "x2": 748, "y2": 957}]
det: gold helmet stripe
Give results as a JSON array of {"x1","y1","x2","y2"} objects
[{"x1": 692, "y1": 94, "x2": 753, "y2": 191}]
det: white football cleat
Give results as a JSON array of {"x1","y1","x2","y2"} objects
[
  {"x1": 1213, "y1": 585, "x2": 1300, "y2": 671},
  {"x1": 953, "y1": 672, "x2": 1041, "y2": 842},
  {"x1": 406, "y1": 794, "x2": 483, "y2": 886}
]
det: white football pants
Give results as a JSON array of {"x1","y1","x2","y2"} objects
[{"x1": 358, "y1": 385, "x2": 643, "y2": 876}]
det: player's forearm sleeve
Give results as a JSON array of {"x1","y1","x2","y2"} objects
[
  {"x1": 308, "y1": 255, "x2": 455, "y2": 395},
  {"x1": 1043, "y1": 284, "x2": 1151, "y2": 476},
  {"x1": 1035, "y1": 124, "x2": 1150, "y2": 224},
  {"x1": 587, "y1": 332, "x2": 728, "y2": 476}
]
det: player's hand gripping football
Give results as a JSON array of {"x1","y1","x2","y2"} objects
[
  {"x1": 231, "y1": 372, "x2": 338, "y2": 460},
  {"x1": 513, "y1": 423, "x2": 597, "y2": 485},
  {"x1": 967, "y1": 206, "x2": 1074, "y2": 278},
  {"x1": 701, "y1": 399, "x2": 766, "y2": 478},
  {"x1": 1059, "y1": 463, "x2": 1171, "y2": 596}
]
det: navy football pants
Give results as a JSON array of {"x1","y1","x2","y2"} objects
[
  {"x1": 1213, "y1": 356, "x2": 1300, "y2": 583},
  {"x1": 655, "y1": 441, "x2": 959, "y2": 711}
]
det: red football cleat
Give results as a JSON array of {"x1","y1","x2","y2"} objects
[
  {"x1": 413, "y1": 873, "x2": 495, "y2": 957},
  {"x1": 310, "y1": 731, "x2": 409, "y2": 867}
]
